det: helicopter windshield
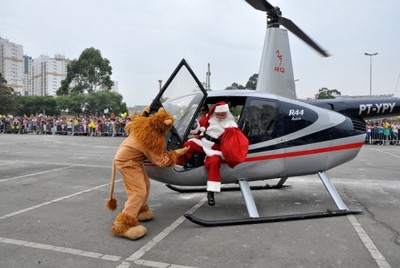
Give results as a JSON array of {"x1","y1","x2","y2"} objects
[
  {"x1": 162, "y1": 92, "x2": 204, "y2": 139},
  {"x1": 151, "y1": 59, "x2": 207, "y2": 148}
]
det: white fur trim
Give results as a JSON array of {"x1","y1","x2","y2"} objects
[
  {"x1": 207, "y1": 181, "x2": 221, "y2": 192},
  {"x1": 199, "y1": 126, "x2": 206, "y2": 133},
  {"x1": 206, "y1": 125, "x2": 225, "y2": 139},
  {"x1": 188, "y1": 137, "x2": 203, "y2": 147},
  {"x1": 202, "y1": 138, "x2": 223, "y2": 157},
  {"x1": 214, "y1": 104, "x2": 229, "y2": 113}
]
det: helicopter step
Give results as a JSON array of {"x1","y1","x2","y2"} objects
[
  {"x1": 184, "y1": 172, "x2": 362, "y2": 227},
  {"x1": 166, "y1": 177, "x2": 289, "y2": 193}
]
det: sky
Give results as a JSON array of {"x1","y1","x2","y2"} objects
[{"x1": 1, "y1": 0, "x2": 400, "y2": 107}]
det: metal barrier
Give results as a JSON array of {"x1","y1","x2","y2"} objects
[
  {"x1": 366, "y1": 126, "x2": 400, "y2": 145},
  {"x1": 0, "y1": 118, "x2": 128, "y2": 137}
]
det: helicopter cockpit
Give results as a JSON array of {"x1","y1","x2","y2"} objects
[{"x1": 149, "y1": 59, "x2": 282, "y2": 154}]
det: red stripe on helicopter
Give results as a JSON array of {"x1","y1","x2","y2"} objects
[{"x1": 245, "y1": 142, "x2": 364, "y2": 162}]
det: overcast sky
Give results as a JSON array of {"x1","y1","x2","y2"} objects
[{"x1": 2, "y1": 0, "x2": 400, "y2": 107}]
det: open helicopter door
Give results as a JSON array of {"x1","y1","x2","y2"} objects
[{"x1": 150, "y1": 59, "x2": 208, "y2": 150}]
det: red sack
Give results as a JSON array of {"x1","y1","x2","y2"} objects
[{"x1": 220, "y1": 127, "x2": 249, "y2": 168}]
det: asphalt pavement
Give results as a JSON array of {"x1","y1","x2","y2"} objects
[{"x1": 0, "y1": 134, "x2": 399, "y2": 268}]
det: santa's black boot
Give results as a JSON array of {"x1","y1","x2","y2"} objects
[{"x1": 207, "y1": 191, "x2": 215, "y2": 206}]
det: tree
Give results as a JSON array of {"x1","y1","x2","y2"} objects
[
  {"x1": 57, "y1": 47, "x2": 114, "y2": 95},
  {"x1": 225, "y1": 82, "x2": 246, "y2": 90},
  {"x1": 315, "y1": 87, "x2": 341, "y2": 99},
  {"x1": 245, "y1": 74, "x2": 258, "y2": 90},
  {"x1": 0, "y1": 73, "x2": 21, "y2": 114},
  {"x1": 18, "y1": 96, "x2": 58, "y2": 116},
  {"x1": 84, "y1": 91, "x2": 127, "y2": 116},
  {"x1": 225, "y1": 73, "x2": 258, "y2": 90}
]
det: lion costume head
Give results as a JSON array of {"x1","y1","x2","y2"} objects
[{"x1": 125, "y1": 107, "x2": 174, "y2": 155}]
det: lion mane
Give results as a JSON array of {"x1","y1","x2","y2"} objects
[{"x1": 126, "y1": 108, "x2": 174, "y2": 155}]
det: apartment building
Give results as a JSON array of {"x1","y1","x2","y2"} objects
[
  {"x1": 23, "y1": 55, "x2": 33, "y2": 95},
  {"x1": 0, "y1": 37, "x2": 24, "y2": 94},
  {"x1": 32, "y1": 54, "x2": 69, "y2": 96}
]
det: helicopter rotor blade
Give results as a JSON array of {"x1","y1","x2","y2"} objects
[
  {"x1": 245, "y1": 0, "x2": 330, "y2": 57},
  {"x1": 281, "y1": 17, "x2": 330, "y2": 57},
  {"x1": 244, "y1": 0, "x2": 274, "y2": 12}
]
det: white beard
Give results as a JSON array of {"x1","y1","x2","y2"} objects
[{"x1": 208, "y1": 114, "x2": 238, "y2": 129}]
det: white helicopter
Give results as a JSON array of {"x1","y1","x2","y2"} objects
[{"x1": 144, "y1": 0, "x2": 400, "y2": 226}]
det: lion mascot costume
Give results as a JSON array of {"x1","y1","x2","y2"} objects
[{"x1": 105, "y1": 107, "x2": 189, "y2": 240}]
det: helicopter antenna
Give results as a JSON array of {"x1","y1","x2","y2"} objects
[{"x1": 245, "y1": 0, "x2": 330, "y2": 57}]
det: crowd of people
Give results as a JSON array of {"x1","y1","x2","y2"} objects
[
  {"x1": 0, "y1": 113, "x2": 130, "y2": 137},
  {"x1": 366, "y1": 119, "x2": 400, "y2": 145},
  {"x1": 1, "y1": 112, "x2": 400, "y2": 146}
]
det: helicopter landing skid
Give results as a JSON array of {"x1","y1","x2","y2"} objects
[
  {"x1": 166, "y1": 177, "x2": 290, "y2": 193},
  {"x1": 166, "y1": 183, "x2": 289, "y2": 193},
  {"x1": 184, "y1": 209, "x2": 362, "y2": 227},
  {"x1": 184, "y1": 172, "x2": 363, "y2": 227}
]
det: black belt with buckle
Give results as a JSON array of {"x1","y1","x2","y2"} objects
[{"x1": 204, "y1": 133, "x2": 221, "y2": 144}]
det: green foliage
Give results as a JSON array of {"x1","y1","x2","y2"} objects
[
  {"x1": 0, "y1": 73, "x2": 21, "y2": 114},
  {"x1": 226, "y1": 74, "x2": 258, "y2": 90},
  {"x1": 57, "y1": 47, "x2": 113, "y2": 95},
  {"x1": 245, "y1": 74, "x2": 258, "y2": 90},
  {"x1": 54, "y1": 91, "x2": 127, "y2": 116},
  {"x1": 84, "y1": 91, "x2": 127, "y2": 116},
  {"x1": 225, "y1": 82, "x2": 246, "y2": 90},
  {"x1": 1, "y1": 89, "x2": 126, "y2": 117},
  {"x1": 315, "y1": 87, "x2": 341, "y2": 99},
  {"x1": 18, "y1": 96, "x2": 58, "y2": 116}
]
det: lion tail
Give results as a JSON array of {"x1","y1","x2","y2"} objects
[{"x1": 105, "y1": 160, "x2": 117, "y2": 211}]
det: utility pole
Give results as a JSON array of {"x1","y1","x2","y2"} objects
[
  {"x1": 364, "y1": 52, "x2": 378, "y2": 98},
  {"x1": 206, "y1": 63, "x2": 211, "y2": 91},
  {"x1": 158, "y1": 80, "x2": 162, "y2": 91}
]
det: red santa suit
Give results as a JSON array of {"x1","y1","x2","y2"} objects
[{"x1": 181, "y1": 102, "x2": 238, "y2": 192}]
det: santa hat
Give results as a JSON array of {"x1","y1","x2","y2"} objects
[{"x1": 211, "y1": 101, "x2": 229, "y2": 113}]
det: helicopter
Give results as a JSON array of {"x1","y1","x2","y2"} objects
[{"x1": 143, "y1": 0, "x2": 400, "y2": 227}]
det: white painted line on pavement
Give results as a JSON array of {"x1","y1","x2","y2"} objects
[
  {"x1": 0, "y1": 182, "x2": 115, "y2": 221},
  {"x1": 118, "y1": 196, "x2": 207, "y2": 268},
  {"x1": 0, "y1": 236, "x2": 122, "y2": 262},
  {"x1": 347, "y1": 215, "x2": 391, "y2": 268},
  {"x1": 0, "y1": 165, "x2": 76, "y2": 183}
]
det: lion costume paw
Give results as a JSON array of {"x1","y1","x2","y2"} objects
[
  {"x1": 111, "y1": 212, "x2": 147, "y2": 240},
  {"x1": 174, "y1": 146, "x2": 190, "y2": 157},
  {"x1": 138, "y1": 204, "x2": 154, "y2": 222}
]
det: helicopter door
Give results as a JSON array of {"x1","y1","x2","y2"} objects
[{"x1": 150, "y1": 59, "x2": 208, "y2": 150}]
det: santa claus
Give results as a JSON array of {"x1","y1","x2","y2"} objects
[{"x1": 180, "y1": 101, "x2": 248, "y2": 206}]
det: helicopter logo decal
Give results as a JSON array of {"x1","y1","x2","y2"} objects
[{"x1": 275, "y1": 50, "x2": 285, "y2": 73}]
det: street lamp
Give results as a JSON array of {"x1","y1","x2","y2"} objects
[
  {"x1": 364, "y1": 52, "x2": 378, "y2": 98},
  {"x1": 158, "y1": 80, "x2": 162, "y2": 91}
]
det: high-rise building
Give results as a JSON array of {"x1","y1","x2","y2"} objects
[
  {"x1": 23, "y1": 55, "x2": 33, "y2": 96},
  {"x1": 32, "y1": 54, "x2": 70, "y2": 96},
  {"x1": 0, "y1": 37, "x2": 24, "y2": 94}
]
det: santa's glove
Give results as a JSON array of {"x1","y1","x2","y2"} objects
[
  {"x1": 141, "y1": 106, "x2": 150, "y2": 117},
  {"x1": 174, "y1": 146, "x2": 190, "y2": 157},
  {"x1": 205, "y1": 124, "x2": 225, "y2": 139},
  {"x1": 190, "y1": 119, "x2": 200, "y2": 134}
]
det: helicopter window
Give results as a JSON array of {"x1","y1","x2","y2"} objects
[
  {"x1": 162, "y1": 93, "x2": 204, "y2": 139},
  {"x1": 203, "y1": 97, "x2": 246, "y2": 123},
  {"x1": 242, "y1": 99, "x2": 278, "y2": 144}
]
